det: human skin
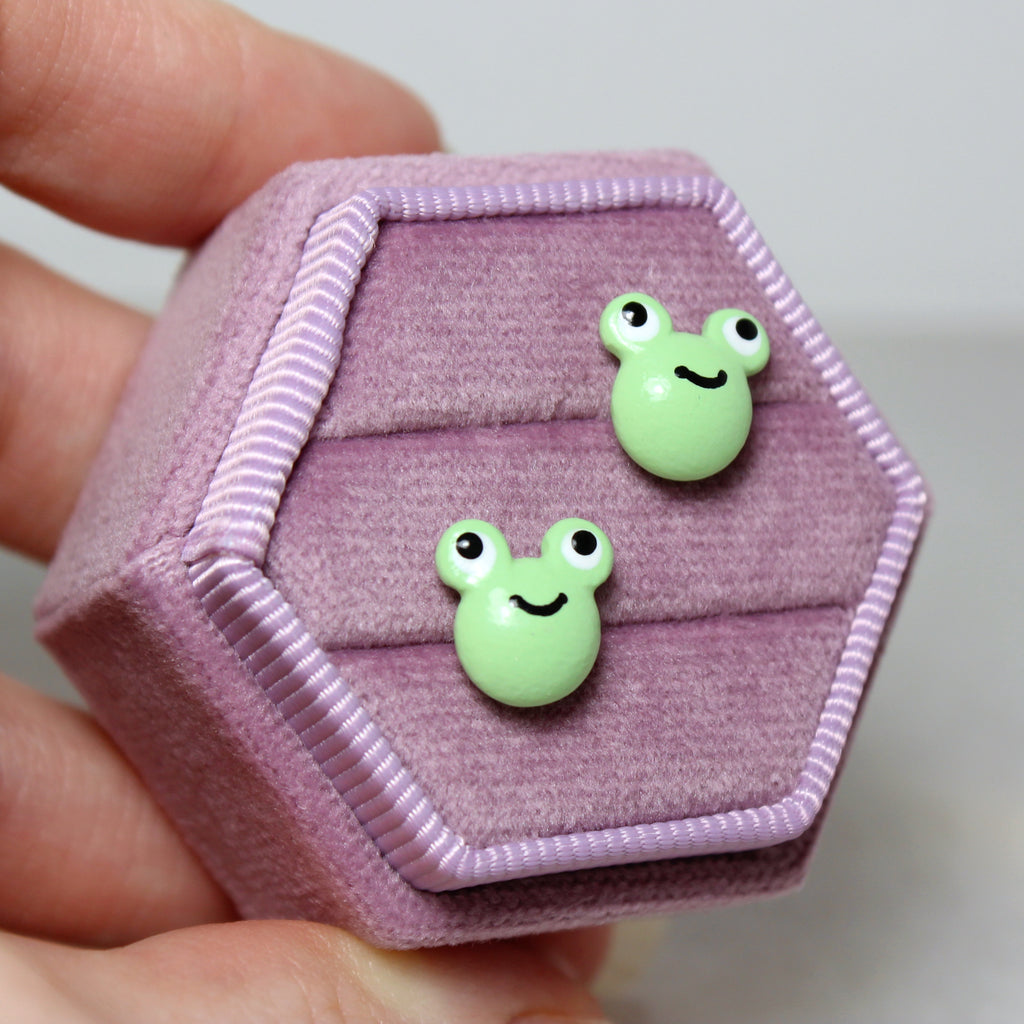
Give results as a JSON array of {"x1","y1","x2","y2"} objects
[{"x1": 0, "y1": 1, "x2": 610, "y2": 1020}]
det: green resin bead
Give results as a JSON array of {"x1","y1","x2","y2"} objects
[
  {"x1": 436, "y1": 518, "x2": 613, "y2": 708},
  {"x1": 601, "y1": 294, "x2": 770, "y2": 481}
]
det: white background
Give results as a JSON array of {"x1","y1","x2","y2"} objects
[{"x1": 1, "y1": 2, "x2": 1022, "y2": 1021}]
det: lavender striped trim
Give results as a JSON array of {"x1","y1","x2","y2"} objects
[
  {"x1": 184, "y1": 192, "x2": 384, "y2": 565},
  {"x1": 183, "y1": 176, "x2": 926, "y2": 891}
]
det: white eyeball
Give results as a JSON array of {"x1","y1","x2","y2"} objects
[
  {"x1": 721, "y1": 313, "x2": 764, "y2": 358},
  {"x1": 616, "y1": 299, "x2": 661, "y2": 344},
  {"x1": 452, "y1": 530, "x2": 497, "y2": 580},
  {"x1": 561, "y1": 528, "x2": 604, "y2": 571}
]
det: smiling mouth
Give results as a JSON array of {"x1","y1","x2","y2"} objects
[
  {"x1": 674, "y1": 366, "x2": 728, "y2": 389},
  {"x1": 510, "y1": 593, "x2": 568, "y2": 617}
]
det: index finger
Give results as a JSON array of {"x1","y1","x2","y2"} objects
[{"x1": 0, "y1": 0, "x2": 439, "y2": 245}]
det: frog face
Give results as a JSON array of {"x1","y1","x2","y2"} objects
[
  {"x1": 600, "y1": 294, "x2": 770, "y2": 481},
  {"x1": 436, "y1": 518, "x2": 613, "y2": 707}
]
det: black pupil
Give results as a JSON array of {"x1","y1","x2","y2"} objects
[
  {"x1": 571, "y1": 530, "x2": 597, "y2": 557},
  {"x1": 736, "y1": 318, "x2": 758, "y2": 341},
  {"x1": 456, "y1": 533, "x2": 484, "y2": 560},
  {"x1": 621, "y1": 301, "x2": 648, "y2": 328}
]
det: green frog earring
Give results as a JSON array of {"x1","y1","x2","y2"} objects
[{"x1": 601, "y1": 293, "x2": 770, "y2": 481}]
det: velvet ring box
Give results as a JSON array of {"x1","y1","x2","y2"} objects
[{"x1": 35, "y1": 150, "x2": 927, "y2": 948}]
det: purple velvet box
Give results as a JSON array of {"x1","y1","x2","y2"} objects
[{"x1": 35, "y1": 151, "x2": 927, "y2": 948}]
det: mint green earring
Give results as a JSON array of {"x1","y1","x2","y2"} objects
[
  {"x1": 601, "y1": 294, "x2": 770, "y2": 481},
  {"x1": 436, "y1": 519, "x2": 613, "y2": 708}
]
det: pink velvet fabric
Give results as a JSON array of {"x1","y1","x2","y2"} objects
[
  {"x1": 329, "y1": 608, "x2": 854, "y2": 847},
  {"x1": 39, "y1": 551, "x2": 824, "y2": 946},
  {"x1": 314, "y1": 207, "x2": 827, "y2": 444},
  {"x1": 36, "y1": 151, "x2": 904, "y2": 947},
  {"x1": 270, "y1": 410, "x2": 889, "y2": 648}
]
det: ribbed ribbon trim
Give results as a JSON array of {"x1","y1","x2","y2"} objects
[{"x1": 183, "y1": 176, "x2": 926, "y2": 891}]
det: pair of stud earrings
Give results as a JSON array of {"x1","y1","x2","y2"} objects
[{"x1": 436, "y1": 294, "x2": 771, "y2": 708}]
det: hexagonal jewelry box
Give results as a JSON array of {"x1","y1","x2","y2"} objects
[{"x1": 35, "y1": 151, "x2": 927, "y2": 948}]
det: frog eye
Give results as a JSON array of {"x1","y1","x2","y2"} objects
[
  {"x1": 437, "y1": 520, "x2": 511, "y2": 592},
  {"x1": 721, "y1": 313, "x2": 764, "y2": 358},
  {"x1": 601, "y1": 293, "x2": 674, "y2": 358},
  {"x1": 560, "y1": 528, "x2": 605, "y2": 572},
  {"x1": 616, "y1": 299, "x2": 661, "y2": 344},
  {"x1": 452, "y1": 529, "x2": 497, "y2": 580}
]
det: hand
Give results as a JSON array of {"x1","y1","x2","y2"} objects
[{"x1": 0, "y1": 1, "x2": 610, "y2": 1020}]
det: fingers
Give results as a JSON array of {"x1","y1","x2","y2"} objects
[
  {"x1": 0, "y1": 672, "x2": 234, "y2": 945},
  {"x1": 3, "y1": 922, "x2": 611, "y2": 1023},
  {"x1": 0, "y1": 0, "x2": 439, "y2": 245},
  {"x1": 0, "y1": 244, "x2": 149, "y2": 560},
  {"x1": 530, "y1": 926, "x2": 613, "y2": 987},
  {"x1": 0, "y1": 0, "x2": 439, "y2": 558}
]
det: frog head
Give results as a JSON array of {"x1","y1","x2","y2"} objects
[
  {"x1": 600, "y1": 293, "x2": 770, "y2": 481},
  {"x1": 436, "y1": 518, "x2": 613, "y2": 707}
]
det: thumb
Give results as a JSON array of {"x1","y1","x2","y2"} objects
[{"x1": 5, "y1": 920, "x2": 612, "y2": 1023}]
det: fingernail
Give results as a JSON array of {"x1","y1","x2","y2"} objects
[
  {"x1": 593, "y1": 916, "x2": 669, "y2": 998},
  {"x1": 364, "y1": 944, "x2": 613, "y2": 1024},
  {"x1": 510, "y1": 1016, "x2": 612, "y2": 1024}
]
